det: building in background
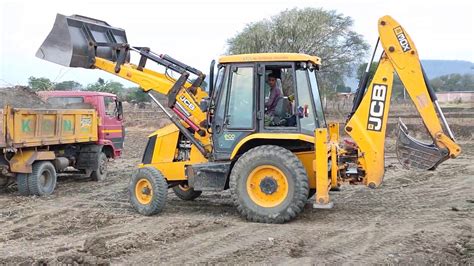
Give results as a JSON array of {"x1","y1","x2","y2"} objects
[{"x1": 436, "y1": 91, "x2": 474, "y2": 103}]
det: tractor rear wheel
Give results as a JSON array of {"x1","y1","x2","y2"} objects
[
  {"x1": 172, "y1": 183, "x2": 202, "y2": 201},
  {"x1": 229, "y1": 145, "x2": 309, "y2": 223},
  {"x1": 129, "y1": 167, "x2": 167, "y2": 216}
]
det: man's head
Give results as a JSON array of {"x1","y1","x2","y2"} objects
[{"x1": 267, "y1": 73, "x2": 277, "y2": 89}]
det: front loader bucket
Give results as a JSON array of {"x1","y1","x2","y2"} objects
[
  {"x1": 396, "y1": 120, "x2": 449, "y2": 170},
  {"x1": 36, "y1": 13, "x2": 128, "y2": 68}
]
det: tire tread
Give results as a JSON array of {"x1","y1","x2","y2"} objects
[{"x1": 229, "y1": 145, "x2": 309, "y2": 223}]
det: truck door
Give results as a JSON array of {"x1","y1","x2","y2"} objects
[
  {"x1": 212, "y1": 64, "x2": 256, "y2": 160},
  {"x1": 101, "y1": 96, "x2": 124, "y2": 155}
]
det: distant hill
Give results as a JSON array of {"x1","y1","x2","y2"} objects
[
  {"x1": 421, "y1": 60, "x2": 473, "y2": 78},
  {"x1": 345, "y1": 59, "x2": 474, "y2": 91}
]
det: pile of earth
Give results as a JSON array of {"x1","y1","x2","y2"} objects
[
  {"x1": 0, "y1": 86, "x2": 51, "y2": 108},
  {"x1": 0, "y1": 86, "x2": 92, "y2": 109}
]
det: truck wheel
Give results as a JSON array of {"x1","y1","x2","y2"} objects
[
  {"x1": 28, "y1": 161, "x2": 57, "y2": 196},
  {"x1": 172, "y1": 183, "x2": 202, "y2": 201},
  {"x1": 229, "y1": 145, "x2": 309, "y2": 223},
  {"x1": 91, "y1": 152, "x2": 107, "y2": 182},
  {"x1": 17, "y1": 173, "x2": 30, "y2": 195},
  {"x1": 129, "y1": 167, "x2": 167, "y2": 216}
]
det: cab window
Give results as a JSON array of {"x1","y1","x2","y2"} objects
[
  {"x1": 296, "y1": 68, "x2": 316, "y2": 133},
  {"x1": 227, "y1": 66, "x2": 254, "y2": 129},
  {"x1": 104, "y1": 96, "x2": 117, "y2": 117},
  {"x1": 263, "y1": 65, "x2": 296, "y2": 128},
  {"x1": 309, "y1": 68, "x2": 326, "y2": 127}
]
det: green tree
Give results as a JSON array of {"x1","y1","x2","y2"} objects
[
  {"x1": 430, "y1": 73, "x2": 474, "y2": 92},
  {"x1": 125, "y1": 88, "x2": 151, "y2": 103},
  {"x1": 28, "y1": 76, "x2": 53, "y2": 91},
  {"x1": 54, "y1": 80, "x2": 83, "y2": 91},
  {"x1": 227, "y1": 8, "x2": 369, "y2": 99},
  {"x1": 356, "y1": 62, "x2": 407, "y2": 101},
  {"x1": 356, "y1": 62, "x2": 378, "y2": 82},
  {"x1": 86, "y1": 79, "x2": 125, "y2": 95}
]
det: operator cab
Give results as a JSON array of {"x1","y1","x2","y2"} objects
[{"x1": 209, "y1": 53, "x2": 325, "y2": 159}]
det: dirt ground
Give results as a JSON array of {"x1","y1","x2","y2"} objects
[{"x1": 0, "y1": 106, "x2": 473, "y2": 264}]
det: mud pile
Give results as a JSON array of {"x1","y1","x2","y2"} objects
[
  {"x1": 0, "y1": 86, "x2": 51, "y2": 108},
  {"x1": 0, "y1": 86, "x2": 93, "y2": 109}
]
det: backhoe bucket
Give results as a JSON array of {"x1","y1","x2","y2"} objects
[
  {"x1": 396, "y1": 120, "x2": 448, "y2": 170},
  {"x1": 36, "y1": 13, "x2": 128, "y2": 68}
]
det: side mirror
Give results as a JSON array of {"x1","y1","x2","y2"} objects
[{"x1": 117, "y1": 100, "x2": 124, "y2": 120}]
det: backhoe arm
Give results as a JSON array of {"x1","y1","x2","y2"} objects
[{"x1": 345, "y1": 15, "x2": 461, "y2": 188}]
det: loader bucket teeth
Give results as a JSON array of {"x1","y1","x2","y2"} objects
[
  {"x1": 36, "y1": 13, "x2": 129, "y2": 68},
  {"x1": 396, "y1": 120, "x2": 448, "y2": 170}
]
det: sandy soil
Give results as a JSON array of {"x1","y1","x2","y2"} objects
[{"x1": 0, "y1": 110, "x2": 472, "y2": 264}]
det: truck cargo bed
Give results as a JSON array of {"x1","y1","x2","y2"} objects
[{"x1": 0, "y1": 106, "x2": 98, "y2": 148}]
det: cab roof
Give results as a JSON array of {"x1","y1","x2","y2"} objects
[{"x1": 218, "y1": 53, "x2": 321, "y2": 65}]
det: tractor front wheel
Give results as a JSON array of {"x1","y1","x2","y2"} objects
[{"x1": 129, "y1": 167, "x2": 167, "y2": 216}]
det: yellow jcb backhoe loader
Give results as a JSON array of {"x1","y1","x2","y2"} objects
[{"x1": 36, "y1": 14, "x2": 461, "y2": 223}]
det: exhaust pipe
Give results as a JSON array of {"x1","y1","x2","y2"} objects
[{"x1": 36, "y1": 13, "x2": 129, "y2": 68}]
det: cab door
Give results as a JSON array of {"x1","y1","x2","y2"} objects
[
  {"x1": 212, "y1": 64, "x2": 257, "y2": 160},
  {"x1": 101, "y1": 95, "x2": 124, "y2": 155}
]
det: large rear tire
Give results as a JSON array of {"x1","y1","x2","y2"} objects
[
  {"x1": 172, "y1": 183, "x2": 202, "y2": 201},
  {"x1": 129, "y1": 167, "x2": 167, "y2": 216},
  {"x1": 28, "y1": 161, "x2": 57, "y2": 196},
  {"x1": 229, "y1": 145, "x2": 309, "y2": 223}
]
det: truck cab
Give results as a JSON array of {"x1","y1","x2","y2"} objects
[{"x1": 38, "y1": 91, "x2": 124, "y2": 158}]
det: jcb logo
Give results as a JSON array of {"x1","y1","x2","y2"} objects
[
  {"x1": 179, "y1": 95, "x2": 195, "y2": 111},
  {"x1": 394, "y1": 26, "x2": 411, "y2": 52},
  {"x1": 367, "y1": 84, "x2": 387, "y2": 132}
]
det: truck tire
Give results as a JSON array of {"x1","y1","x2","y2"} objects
[
  {"x1": 28, "y1": 161, "x2": 57, "y2": 196},
  {"x1": 17, "y1": 173, "x2": 30, "y2": 195},
  {"x1": 172, "y1": 183, "x2": 202, "y2": 201},
  {"x1": 229, "y1": 145, "x2": 309, "y2": 223},
  {"x1": 129, "y1": 167, "x2": 167, "y2": 216},
  {"x1": 91, "y1": 152, "x2": 107, "y2": 182}
]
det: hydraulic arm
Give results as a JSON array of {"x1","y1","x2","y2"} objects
[
  {"x1": 348, "y1": 16, "x2": 461, "y2": 186},
  {"x1": 313, "y1": 15, "x2": 462, "y2": 207},
  {"x1": 36, "y1": 14, "x2": 212, "y2": 156}
]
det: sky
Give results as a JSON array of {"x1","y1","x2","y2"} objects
[{"x1": 0, "y1": 0, "x2": 473, "y2": 87}]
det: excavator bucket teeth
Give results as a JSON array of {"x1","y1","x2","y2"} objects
[
  {"x1": 396, "y1": 120, "x2": 448, "y2": 170},
  {"x1": 36, "y1": 13, "x2": 128, "y2": 68}
]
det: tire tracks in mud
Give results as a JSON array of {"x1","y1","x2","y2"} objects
[{"x1": 0, "y1": 132, "x2": 472, "y2": 264}]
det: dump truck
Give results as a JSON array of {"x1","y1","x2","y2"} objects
[
  {"x1": 36, "y1": 14, "x2": 461, "y2": 223},
  {"x1": 0, "y1": 91, "x2": 124, "y2": 195}
]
